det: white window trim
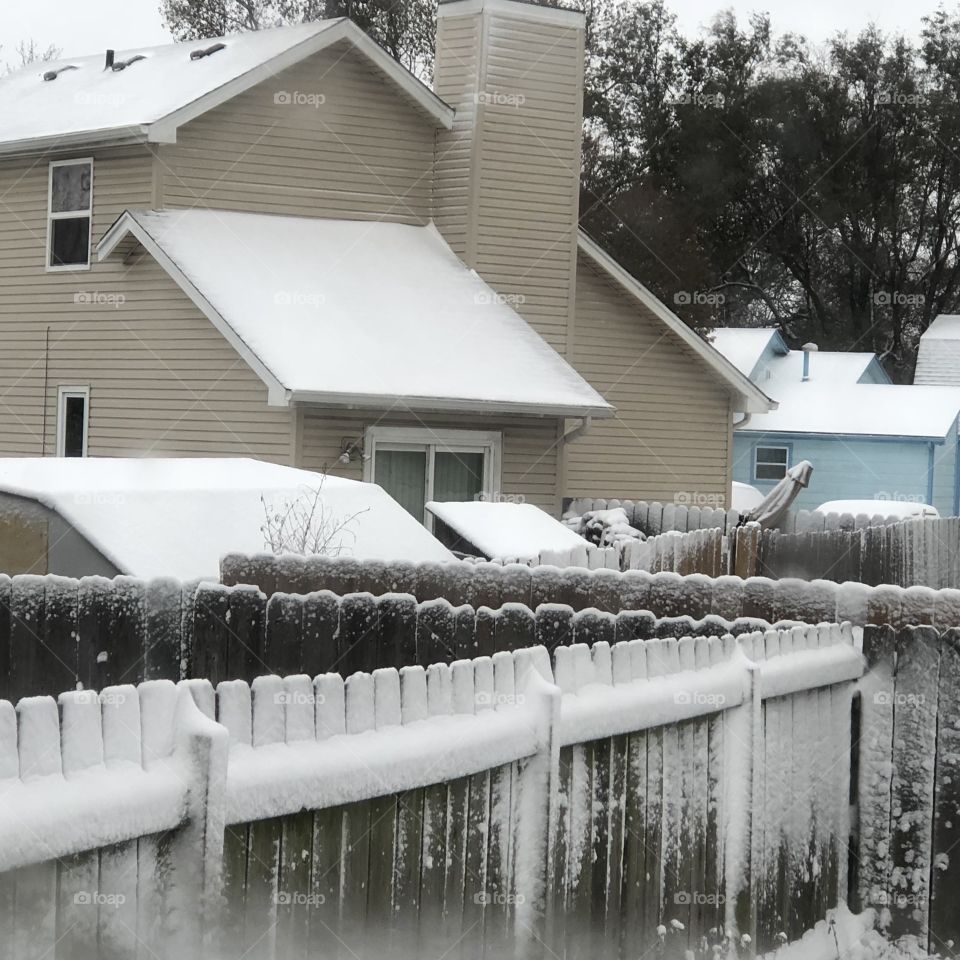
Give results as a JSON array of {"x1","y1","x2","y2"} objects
[
  {"x1": 754, "y1": 444, "x2": 790, "y2": 482},
  {"x1": 46, "y1": 157, "x2": 94, "y2": 272},
  {"x1": 56, "y1": 386, "x2": 90, "y2": 457},
  {"x1": 363, "y1": 427, "x2": 503, "y2": 527}
]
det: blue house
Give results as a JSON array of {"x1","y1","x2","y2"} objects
[{"x1": 710, "y1": 328, "x2": 960, "y2": 515}]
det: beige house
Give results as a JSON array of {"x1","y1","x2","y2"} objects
[{"x1": 0, "y1": 0, "x2": 771, "y2": 531}]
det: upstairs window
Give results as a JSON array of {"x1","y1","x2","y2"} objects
[
  {"x1": 48, "y1": 159, "x2": 93, "y2": 269},
  {"x1": 57, "y1": 387, "x2": 89, "y2": 457},
  {"x1": 754, "y1": 444, "x2": 790, "y2": 482}
]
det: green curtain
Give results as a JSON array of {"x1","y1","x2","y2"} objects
[
  {"x1": 433, "y1": 451, "x2": 484, "y2": 502},
  {"x1": 375, "y1": 450, "x2": 427, "y2": 522}
]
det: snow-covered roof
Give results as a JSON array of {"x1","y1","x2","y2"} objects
[
  {"x1": 737, "y1": 382, "x2": 960, "y2": 439},
  {"x1": 576, "y1": 238, "x2": 776, "y2": 413},
  {"x1": 916, "y1": 315, "x2": 960, "y2": 386},
  {"x1": 0, "y1": 458, "x2": 453, "y2": 580},
  {"x1": 708, "y1": 328, "x2": 785, "y2": 378},
  {"x1": 0, "y1": 20, "x2": 453, "y2": 156},
  {"x1": 761, "y1": 350, "x2": 887, "y2": 387},
  {"x1": 99, "y1": 209, "x2": 612, "y2": 417},
  {"x1": 425, "y1": 500, "x2": 588, "y2": 561}
]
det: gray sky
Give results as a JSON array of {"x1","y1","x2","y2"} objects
[{"x1": 0, "y1": 0, "x2": 936, "y2": 62}]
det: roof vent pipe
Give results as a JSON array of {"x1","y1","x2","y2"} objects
[
  {"x1": 801, "y1": 342, "x2": 818, "y2": 381},
  {"x1": 104, "y1": 49, "x2": 115, "y2": 70}
]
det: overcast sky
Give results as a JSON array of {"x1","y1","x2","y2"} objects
[{"x1": 0, "y1": 0, "x2": 937, "y2": 63}]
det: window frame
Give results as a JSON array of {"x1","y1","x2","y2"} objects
[
  {"x1": 46, "y1": 157, "x2": 94, "y2": 272},
  {"x1": 753, "y1": 443, "x2": 791, "y2": 483},
  {"x1": 56, "y1": 386, "x2": 90, "y2": 458},
  {"x1": 363, "y1": 426, "x2": 502, "y2": 529}
]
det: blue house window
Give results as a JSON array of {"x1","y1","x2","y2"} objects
[{"x1": 754, "y1": 445, "x2": 790, "y2": 481}]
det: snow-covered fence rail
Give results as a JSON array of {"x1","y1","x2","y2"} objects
[
  {"x1": 0, "y1": 623, "x2": 862, "y2": 958},
  {"x1": 0, "y1": 679, "x2": 226, "y2": 957},
  {"x1": 855, "y1": 624, "x2": 960, "y2": 955}
]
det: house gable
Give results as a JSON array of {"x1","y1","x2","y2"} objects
[{"x1": 155, "y1": 39, "x2": 439, "y2": 224}]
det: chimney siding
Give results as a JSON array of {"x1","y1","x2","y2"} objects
[{"x1": 433, "y1": 0, "x2": 585, "y2": 356}]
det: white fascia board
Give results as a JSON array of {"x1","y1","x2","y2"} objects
[
  {"x1": 289, "y1": 389, "x2": 614, "y2": 420},
  {"x1": 577, "y1": 232, "x2": 777, "y2": 414},
  {"x1": 97, "y1": 211, "x2": 291, "y2": 407},
  {"x1": 148, "y1": 20, "x2": 453, "y2": 143},
  {"x1": 438, "y1": 0, "x2": 585, "y2": 28}
]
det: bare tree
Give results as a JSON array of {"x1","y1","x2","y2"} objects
[{"x1": 2, "y1": 39, "x2": 61, "y2": 74}]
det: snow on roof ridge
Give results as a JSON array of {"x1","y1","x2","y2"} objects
[{"x1": 921, "y1": 314, "x2": 960, "y2": 339}]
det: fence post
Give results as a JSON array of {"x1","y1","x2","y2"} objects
[
  {"x1": 166, "y1": 682, "x2": 229, "y2": 955},
  {"x1": 512, "y1": 654, "x2": 561, "y2": 954},
  {"x1": 733, "y1": 523, "x2": 761, "y2": 580}
]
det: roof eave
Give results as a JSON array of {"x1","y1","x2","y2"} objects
[
  {"x1": 289, "y1": 389, "x2": 615, "y2": 420},
  {"x1": 576, "y1": 232, "x2": 777, "y2": 414},
  {"x1": 0, "y1": 125, "x2": 151, "y2": 158}
]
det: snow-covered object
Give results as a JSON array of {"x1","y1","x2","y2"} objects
[
  {"x1": 732, "y1": 481, "x2": 765, "y2": 512},
  {"x1": 426, "y1": 500, "x2": 590, "y2": 561},
  {"x1": 817, "y1": 500, "x2": 939, "y2": 520},
  {"x1": 565, "y1": 506, "x2": 645, "y2": 549},
  {"x1": 0, "y1": 21, "x2": 450, "y2": 154},
  {"x1": 0, "y1": 457, "x2": 453, "y2": 579},
  {"x1": 100, "y1": 209, "x2": 611, "y2": 418}
]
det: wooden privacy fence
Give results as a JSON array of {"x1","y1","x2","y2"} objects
[
  {"x1": 736, "y1": 516, "x2": 960, "y2": 590},
  {"x1": 0, "y1": 623, "x2": 863, "y2": 959},
  {"x1": 222, "y1": 554, "x2": 960, "y2": 630},
  {"x1": 855, "y1": 624, "x2": 960, "y2": 956},
  {"x1": 566, "y1": 497, "x2": 908, "y2": 537}
]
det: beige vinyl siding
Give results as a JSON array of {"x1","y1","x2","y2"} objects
[
  {"x1": 158, "y1": 40, "x2": 436, "y2": 224},
  {"x1": 0, "y1": 147, "x2": 291, "y2": 461},
  {"x1": 564, "y1": 253, "x2": 733, "y2": 503},
  {"x1": 433, "y1": 9, "x2": 584, "y2": 353},
  {"x1": 299, "y1": 408, "x2": 561, "y2": 514}
]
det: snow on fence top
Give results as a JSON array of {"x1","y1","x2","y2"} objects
[{"x1": 0, "y1": 622, "x2": 860, "y2": 879}]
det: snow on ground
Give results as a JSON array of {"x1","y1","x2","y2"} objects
[
  {"x1": 763, "y1": 907, "x2": 939, "y2": 960},
  {"x1": 425, "y1": 500, "x2": 589, "y2": 560},
  {"x1": 0, "y1": 457, "x2": 453, "y2": 579}
]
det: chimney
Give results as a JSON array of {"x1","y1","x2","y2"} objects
[
  {"x1": 433, "y1": 0, "x2": 586, "y2": 355},
  {"x1": 104, "y1": 49, "x2": 115, "y2": 70},
  {"x1": 801, "y1": 342, "x2": 818, "y2": 381}
]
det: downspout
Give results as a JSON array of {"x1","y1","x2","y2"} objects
[
  {"x1": 954, "y1": 422, "x2": 960, "y2": 516},
  {"x1": 928, "y1": 442, "x2": 936, "y2": 508},
  {"x1": 563, "y1": 415, "x2": 592, "y2": 444}
]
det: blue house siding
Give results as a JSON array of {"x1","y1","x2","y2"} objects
[{"x1": 732, "y1": 429, "x2": 957, "y2": 513}]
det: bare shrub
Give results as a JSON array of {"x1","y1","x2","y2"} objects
[{"x1": 260, "y1": 481, "x2": 368, "y2": 556}]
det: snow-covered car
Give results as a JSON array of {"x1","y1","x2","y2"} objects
[{"x1": 731, "y1": 481, "x2": 765, "y2": 513}]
